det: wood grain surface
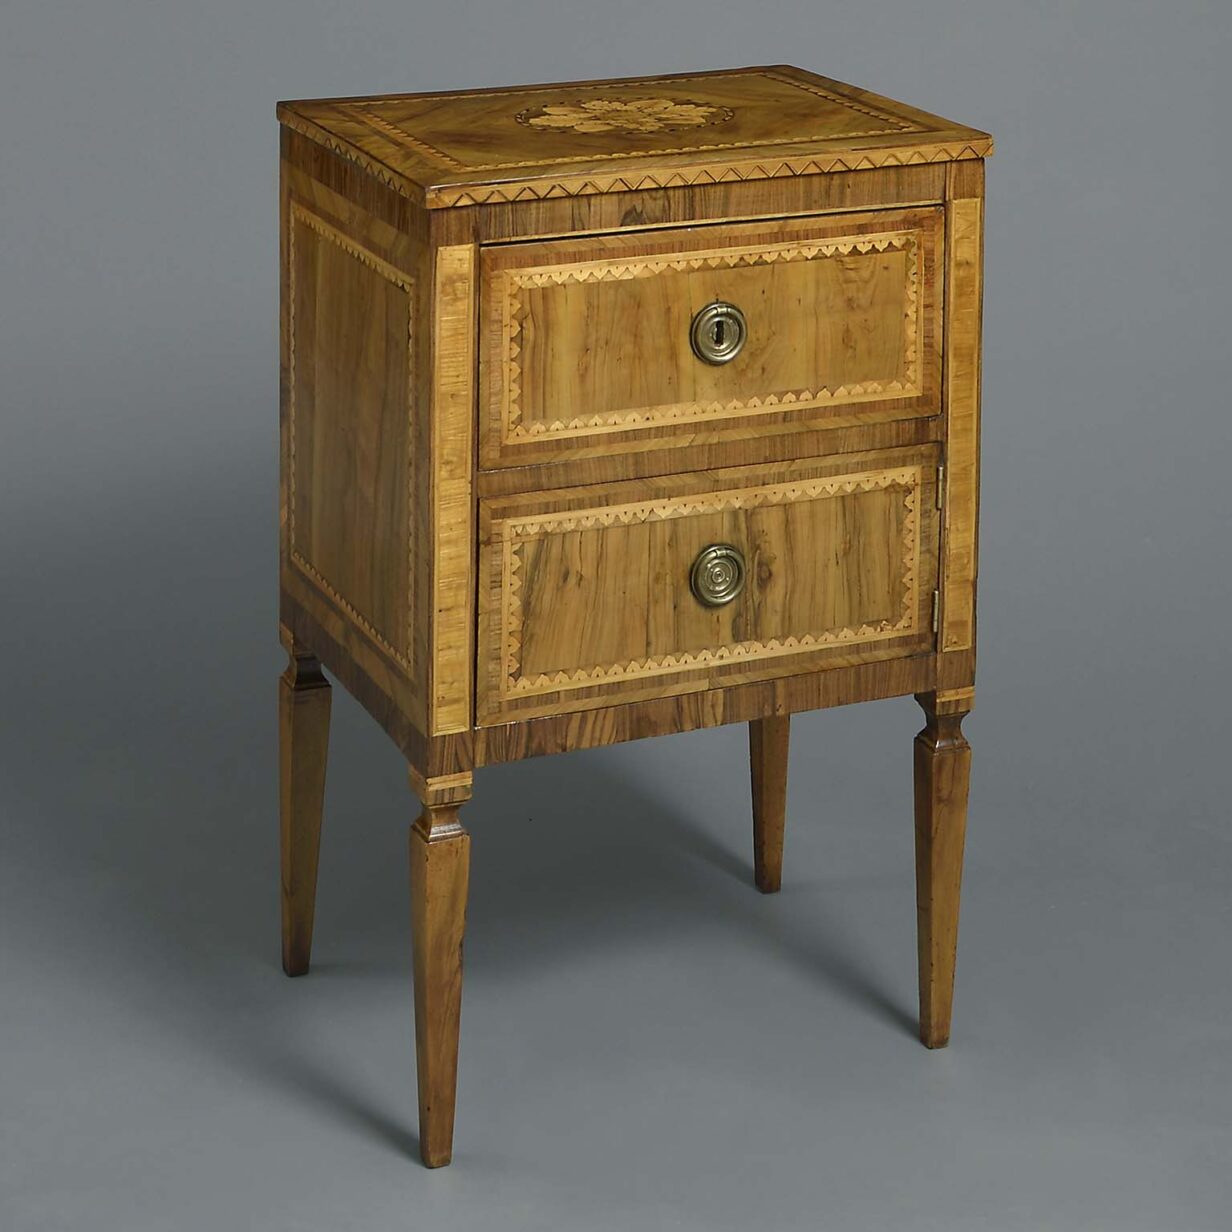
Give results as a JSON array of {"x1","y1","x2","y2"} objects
[
  {"x1": 750, "y1": 715, "x2": 790, "y2": 892},
  {"x1": 940, "y1": 160, "x2": 984, "y2": 656},
  {"x1": 480, "y1": 207, "x2": 942, "y2": 471},
  {"x1": 913, "y1": 691, "x2": 972, "y2": 1048},
  {"x1": 279, "y1": 136, "x2": 431, "y2": 734},
  {"x1": 409, "y1": 804, "x2": 471, "y2": 1167},
  {"x1": 278, "y1": 65, "x2": 991, "y2": 208},
  {"x1": 286, "y1": 203, "x2": 414, "y2": 669},
  {"x1": 427, "y1": 244, "x2": 477, "y2": 736},
  {"x1": 477, "y1": 448, "x2": 940, "y2": 723}
]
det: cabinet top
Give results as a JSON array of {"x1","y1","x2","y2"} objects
[{"x1": 277, "y1": 65, "x2": 992, "y2": 210}]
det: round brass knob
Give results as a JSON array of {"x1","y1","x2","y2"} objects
[
  {"x1": 690, "y1": 543, "x2": 746, "y2": 608},
  {"x1": 690, "y1": 301, "x2": 747, "y2": 365}
]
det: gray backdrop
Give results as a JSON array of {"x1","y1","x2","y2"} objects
[{"x1": 3, "y1": 2, "x2": 1229, "y2": 1229}]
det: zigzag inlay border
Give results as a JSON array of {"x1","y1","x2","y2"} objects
[
  {"x1": 353, "y1": 107, "x2": 470, "y2": 171},
  {"x1": 280, "y1": 111, "x2": 416, "y2": 197},
  {"x1": 287, "y1": 202, "x2": 416, "y2": 672},
  {"x1": 428, "y1": 141, "x2": 990, "y2": 207},
  {"x1": 775, "y1": 72, "x2": 921, "y2": 132},
  {"x1": 497, "y1": 467, "x2": 922, "y2": 698},
  {"x1": 501, "y1": 230, "x2": 922, "y2": 443}
]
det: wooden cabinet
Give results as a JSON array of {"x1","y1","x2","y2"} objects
[{"x1": 277, "y1": 65, "x2": 991, "y2": 1167}]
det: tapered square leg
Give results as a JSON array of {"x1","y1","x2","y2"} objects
[
  {"x1": 913, "y1": 692, "x2": 972, "y2": 1048},
  {"x1": 279, "y1": 633, "x2": 331, "y2": 977},
  {"x1": 409, "y1": 775, "x2": 472, "y2": 1168},
  {"x1": 749, "y1": 715, "x2": 790, "y2": 893}
]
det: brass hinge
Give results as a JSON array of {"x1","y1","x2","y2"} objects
[
  {"x1": 932, "y1": 589, "x2": 940, "y2": 633},
  {"x1": 937, "y1": 464, "x2": 945, "y2": 508}
]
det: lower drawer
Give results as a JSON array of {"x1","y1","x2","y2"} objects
[{"x1": 476, "y1": 447, "x2": 940, "y2": 725}]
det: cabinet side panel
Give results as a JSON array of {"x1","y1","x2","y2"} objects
[
  {"x1": 280, "y1": 130, "x2": 431, "y2": 735},
  {"x1": 288, "y1": 204, "x2": 412, "y2": 662},
  {"x1": 940, "y1": 161, "x2": 983, "y2": 657}
]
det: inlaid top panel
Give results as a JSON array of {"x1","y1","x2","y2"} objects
[{"x1": 278, "y1": 65, "x2": 992, "y2": 208}]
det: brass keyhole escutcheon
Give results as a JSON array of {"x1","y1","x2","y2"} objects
[
  {"x1": 690, "y1": 543, "x2": 746, "y2": 607},
  {"x1": 690, "y1": 301, "x2": 747, "y2": 365}
]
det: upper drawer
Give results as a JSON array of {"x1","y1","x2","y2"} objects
[{"x1": 479, "y1": 206, "x2": 943, "y2": 470}]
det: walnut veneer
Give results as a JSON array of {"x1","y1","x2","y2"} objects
[{"x1": 277, "y1": 65, "x2": 991, "y2": 1167}]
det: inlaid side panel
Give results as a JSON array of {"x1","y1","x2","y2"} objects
[
  {"x1": 941, "y1": 193, "x2": 983, "y2": 652},
  {"x1": 480, "y1": 208, "x2": 943, "y2": 472},
  {"x1": 287, "y1": 202, "x2": 415, "y2": 671},
  {"x1": 477, "y1": 449, "x2": 940, "y2": 723}
]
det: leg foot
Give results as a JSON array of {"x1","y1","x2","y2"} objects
[
  {"x1": 409, "y1": 777, "x2": 472, "y2": 1168},
  {"x1": 279, "y1": 633, "x2": 331, "y2": 977},
  {"x1": 750, "y1": 715, "x2": 789, "y2": 893},
  {"x1": 913, "y1": 692, "x2": 972, "y2": 1048}
]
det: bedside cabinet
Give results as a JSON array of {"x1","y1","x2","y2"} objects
[{"x1": 277, "y1": 66, "x2": 991, "y2": 1167}]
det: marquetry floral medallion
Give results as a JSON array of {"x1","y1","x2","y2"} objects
[{"x1": 516, "y1": 97, "x2": 734, "y2": 135}]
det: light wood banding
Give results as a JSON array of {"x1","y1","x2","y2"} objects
[
  {"x1": 429, "y1": 245, "x2": 477, "y2": 735},
  {"x1": 941, "y1": 195, "x2": 983, "y2": 653}
]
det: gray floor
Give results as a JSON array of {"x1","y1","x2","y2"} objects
[{"x1": 3, "y1": 2, "x2": 1230, "y2": 1228}]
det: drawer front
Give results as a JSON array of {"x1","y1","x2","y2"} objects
[
  {"x1": 480, "y1": 207, "x2": 943, "y2": 470},
  {"x1": 476, "y1": 448, "x2": 939, "y2": 724}
]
